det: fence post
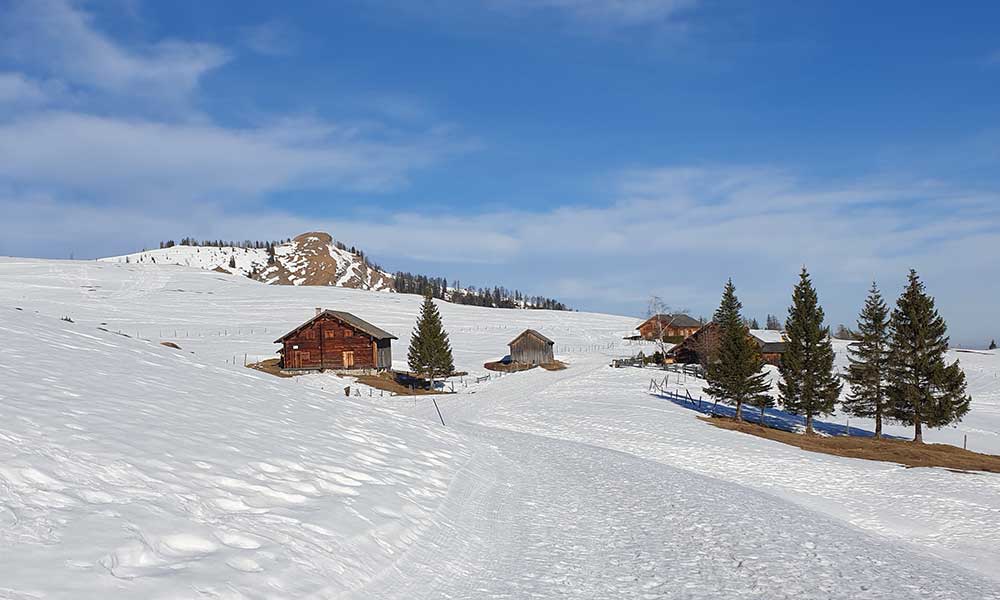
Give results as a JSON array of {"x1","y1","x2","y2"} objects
[{"x1": 432, "y1": 398, "x2": 446, "y2": 426}]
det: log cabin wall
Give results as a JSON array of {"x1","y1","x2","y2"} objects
[{"x1": 281, "y1": 315, "x2": 388, "y2": 371}]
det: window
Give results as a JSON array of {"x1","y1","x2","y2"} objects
[
  {"x1": 344, "y1": 329, "x2": 353, "y2": 337},
  {"x1": 300, "y1": 352, "x2": 310, "y2": 361},
  {"x1": 324, "y1": 329, "x2": 336, "y2": 339},
  {"x1": 303, "y1": 330, "x2": 315, "y2": 340},
  {"x1": 342, "y1": 351, "x2": 354, "y2": 367}
]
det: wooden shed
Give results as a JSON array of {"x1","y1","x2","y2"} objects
[
  {"x1": 275, "y1": 308, "x2": 396, "y2": 372},
  {"x1": 509, "y1": 329, "x2": 555, "y2": 366}
]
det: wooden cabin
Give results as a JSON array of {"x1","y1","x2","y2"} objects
[
  {"x1": 634, "y1": 314, "x2": 702, "y2": 341},
  {"x1": 275, "y1": 308, "x2": 396, "y2": 372},
  {"x1": 509, "y1": 329, "x2": 555, "y2": 366}
]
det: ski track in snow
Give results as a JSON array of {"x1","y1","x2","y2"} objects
[
  {"x1": 357, "y1": 424, "x2": 1000, "y2": 599},
  {"x1": 1, "y1": 258, "x2": 999, "y2": 598}
]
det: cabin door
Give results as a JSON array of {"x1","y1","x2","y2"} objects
[{"x1": 342, "y1": 351, "x2": 355, "y2": 368}]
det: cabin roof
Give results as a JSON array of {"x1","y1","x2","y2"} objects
[
  {"x1": 640, "y1": 313, "x2": 702, "y2": 329},
  {"x1": 509, "y1": 328, "x2": 554, "y2": 347},
  {"x1": 274, "y1": 310, "x2": 397, "y2": 343}
]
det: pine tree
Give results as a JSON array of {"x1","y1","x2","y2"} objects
[
  {"x1": 766, "y1": 314, "x2": 782, "y2": 330},
  {"x1": 704, "y1": 279, "x2": 771, "y2": 422},
  {"x1": 843, "y1": 282, "x2": 891, "y2": 438},
  {"x1": 990, "y1": 340, "x2": 997, "y2": 350},
  {"x1": 408, "y1": 293, "x2": 455, "y2": 389},
  {"x1": 886, "y1": 270, "x2": 971, "y2": 443},
  {"x1": 228, "y1": 255, "x2": 236, "y2": 269},
  {"x1": 778, "y1": 268, "x2": 841, "y2": 435}
]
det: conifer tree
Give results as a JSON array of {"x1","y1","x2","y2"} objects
[
  {"x1": 228, "y1": 255, "x2": 236, "y2": 269},
  {"x1": 704, "y1": 279, "x2": 771, "y2": 421},
  {"x1": 843, "y1": 282, "x2": 891, "y2": 438},
  {"x1": 991, "y1": 340, "x2": 997, "y2": 350},
  {"x1": 886, "y1": 270, "x2": 971, "y2": 443},
  {"x1": 778, "y1": 268, "x2": 841, "y2": 435},
  {"x1": 408, "y1": 293, "x2": 455, "y2": 389}
]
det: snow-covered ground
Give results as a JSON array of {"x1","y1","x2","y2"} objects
[{"x1": 2, "y1": 257, "x2": 999, "y2": 598}]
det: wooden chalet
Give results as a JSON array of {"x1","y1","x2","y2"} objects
[
  {"x1": 509, "y1": 329, "x2": 555, "y2": 366},
  {"x1": 668, "y1": 323, "x2": 787, "y2": 367},
  {"x1": 275, "y1": 308, "x2": 396, "y2": 372},
  {"x1": 632, "y1": 314, "x2": 703, "y2": 341}
]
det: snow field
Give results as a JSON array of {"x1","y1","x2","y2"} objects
[{"x1": 2, "y1": 257, "x2": 1000, "y2": 598}]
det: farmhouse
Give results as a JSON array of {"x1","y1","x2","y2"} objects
[
  {"x1": 509, "y1": 329, "x2": 555, "y2": 366},
  {"x1": 668, "y1": 323, "x2": 787, "y2": 367},
  {"x1": 631, "y1": 314, "x2": 702, "y2": 341},
  {"x1": 275, "y1": 308, "x2": 396, "y2": 372}
]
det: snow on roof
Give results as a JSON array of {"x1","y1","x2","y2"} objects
[{"x1": 749, "y1": 329, "x2": 785, "y2": 343}]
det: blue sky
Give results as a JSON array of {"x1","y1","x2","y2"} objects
[{"x1": 1, "y1": 0, "x2": 999, "y2": 345}]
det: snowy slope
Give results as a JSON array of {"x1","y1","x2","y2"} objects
[
  {"x1": 100, "y1": 231, "x2": 394, "y2": 291},
  {"x1": 2, "y1": 257, "x2": 1000, "y2": 598}
]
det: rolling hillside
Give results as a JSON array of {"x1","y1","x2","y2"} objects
[{"x1": 1, "y1": 257, "x2": 999, "y2": 598}]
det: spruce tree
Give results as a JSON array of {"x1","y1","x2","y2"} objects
[
  {"x1": 990, "y1": 340, "x2": 997, "y2": 350},
  {"x1": 886, "y1": 270, "x2": 971, "y2": 443},
  {"x1": 408, "y1": 293, "x2": 455, "y2": 389},
  {"x1": 843, "y1": 282, "x2": 891, "y2": 438},
  {"x1": 704, "y1": 279, "x2": 771, "y2": 422},
  {"x1": 778, "y1": 268, "x2": 841, "y2": 435}
]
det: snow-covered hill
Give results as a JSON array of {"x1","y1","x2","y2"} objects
[
  {"x1": 100, "y1": 231, "x2": 394, "y2": 291},
  {"x1": 2, "y1": 257, "x2": 999, "y2": 598}
]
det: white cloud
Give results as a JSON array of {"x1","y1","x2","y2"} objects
[
  {"x1": 0, "y1": 2, "x2": 465, "y2": 201},
  {"x1": 241, "y1": 20, "x2": 299, "y2": 57},
  {"x1": 4, "y1": 165, "x2": 998, "y2": 344},
  {"x1": 0, "y1": 0, "x2": 228, "y2": 104},
  {"x1": 0, "y1": 72, "x2": 52, "y2": 105},
  {"x1": 490, "y1": 0, "x2": 697, "y2": 26},
  {"x1": 0, "y1": 111, "x2": 454, "y2": 197}
]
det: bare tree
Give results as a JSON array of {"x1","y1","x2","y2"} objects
[{"x1": 646, "y1": 296, "x2": 690, "y2": 363}]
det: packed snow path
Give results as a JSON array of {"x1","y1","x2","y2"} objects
[{"x1": 356, "y1": 425, "x2": 999, "y2": 599}]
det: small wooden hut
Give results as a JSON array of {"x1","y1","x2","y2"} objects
[
  {"x1": 509, "y1": 329, "x2": 555, "y2": 366},
  {"x1": 275, "y1": 308, "x2": 396, "y2": 372}
]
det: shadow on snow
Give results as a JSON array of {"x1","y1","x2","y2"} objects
[{"x1": 653, "y1": 390, "x2": 904, "y2": 440}]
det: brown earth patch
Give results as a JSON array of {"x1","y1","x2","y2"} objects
[
  {"x1": 485, "y1": 360, "x2": 568, "y2": 373},
  {"x1": 701, "y1": 416, "x2": 1000, "y2": 474},
  {"x1": 160, "y1": 341, "x2": 182, "y2": 350},
  {"x1": 246, "y1": 358, "x2": 296, "y2": 378},
  {"x1": 355, "y1": 372, "x2": 452, "y2": 396}
]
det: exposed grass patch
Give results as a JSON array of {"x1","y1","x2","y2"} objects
[
  {"x1": 701, "y1": 416, "x2": 1000, "y2": 474},
  {"x1": 160, "y1": 341, "x2": 182, "y2": 350}
]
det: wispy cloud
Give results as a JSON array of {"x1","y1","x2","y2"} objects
[
  {"x1": 0, "y1": 1, "x2": 466, "y2": 207},
  {"x1": 1, "y1": 0, "x2": 228, "y2": 107},
  {"x1": 241, "y1": 20, "x2": 300, "y2": 57},
  {"x1": 496, "y1": 0, "x2": 699, "y2": 26},
  {"x1": 5, "y1": 165, "x2": 996, "y2": 343}
]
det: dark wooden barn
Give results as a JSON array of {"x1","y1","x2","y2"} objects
[
  {"x1": 633, "y1": 314, "x2": 702, "y2": 341},
  {"x1": 668, "y1": 323, "x2": 787, "y2": 367},
  {"x1": 509, "y1": 329, "x2": 555, "y2": 366},
  {"x1": 275, "y1": 308, "x2": 396, "y2": 372}
]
